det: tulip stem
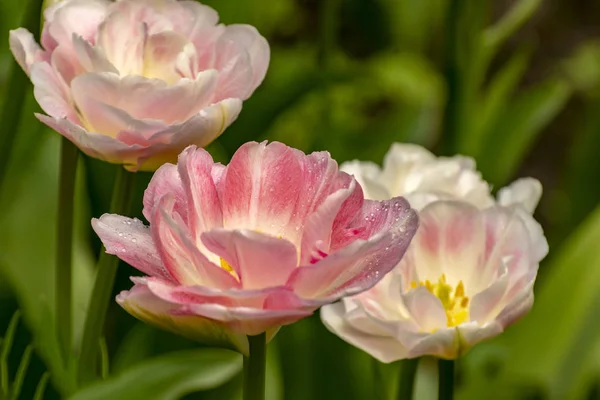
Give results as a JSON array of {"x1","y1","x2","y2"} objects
[
  {"x1": 243, "y1": 332, "x2": 267, "y2": 400},
  {"x1": 78, "y1": 166, "x2": 135, "y2": 385},
  {"x1": 56, "y1": 138, "x2": 79, "y2": 367},
  {"x1": 397, "y1": 358, "x2": 419, "y2": 400},
  {"x1": 438, "y1": 359, "x2": 455, "y2": 400}
]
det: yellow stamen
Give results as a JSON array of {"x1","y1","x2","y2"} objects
[
  {"x1": 410, "y1": 274, "x2": 470, "y2": 328},
  {"x1": 220, "y1": 258, "x2": 239, "y2": 281}
]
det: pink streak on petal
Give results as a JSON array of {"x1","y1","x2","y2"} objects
[
  {"x1": 202, "y1": 229, "x2": 298, "y2": 290},
  {"x1": 177, "y1": 146, "x2": 223, "y2": 254},
  {"x1": 143, "y1": 162, "x2": 187, "y2": 223},
  {"x1": 151, "y1": 195, "x2": 239, "y2": 289},
  {"x1": 222, "y1": 141, "x2": 304, "y2": 242}
]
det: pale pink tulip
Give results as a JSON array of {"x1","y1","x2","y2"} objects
[
  {"x1": 10, "y1": 0, "x2": 270, "y2": 171},
  {"x1": 321, "y1": 201, "x2": 548, "y2": 361},
  {"x1": 92, "y1": 142, "x2": 418, "y2": 354}
]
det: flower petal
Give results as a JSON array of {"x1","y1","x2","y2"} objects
[
  {"x1": 409, "y1": 201, "x2": 485, "y2": 289},
  {"x1": 9, "y1": 28, "x2": 46, "y2": 75},
  {"x1": 142, "y1": 162, "x2": 187, "y2": 223},
  {"x1": 201, "y1": 229, "x2": 298, "y2": 290},
  {"x1": 340, "y1": 160, "x2": 390, "y2": 201},
  {"x1": 320, "y1": 302, "x2": 408, "y2": 363},
  {"x1": 289, "y1": 223, "x2": 415, "y2": 300},
  {"x1": 183, "y1": 303, "x2": 312, "y2": 336},
  {"x1": 177, "y1": 146, "x2": 223, "y2": 261},
  {"x1": 92, "y1": 214, "x2": 172, "y2": 280},
  {"x1": 30, "y1": 62, "x2": 77, "y2": 121},
  {"x1": 497, "y1": 178, "x2": 542, "y2": 214},
  {"x1": 221, "y1": 141, "x2": 304, "y2": 243},
  {"x1": 152, "y1": 195, "x2": 239, "y2": 288},
  {"x1": 402, "y1": 287, "x2": 448, "y2": 332},
  {"x1": 117, "y1": 281, "x2": 249, "y2": 354}
]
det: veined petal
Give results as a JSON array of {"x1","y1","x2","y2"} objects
[
  {"x1": 177, "y1": 146, "x2": 223, "y2": 261},
  {"x1": 142, "y1": 162, "x2": 187, "y2": 223},
  {"x1": 30, "y1": 62, "x2": 77, "y2": 122},
  {"x1": 152, "y1": 195, "x2": 239, "y2": 288},
  {"x1": 72, "y1": 34, "x2": 118, "y2": 73},
  {"x1": 402, "y1": 287, "x2": 447, "y2": 333},
  {"x1": 222, "y1": 141, "x2": 304, "y2": 243},
  {"x1": 202, "y1": 229, "x2": 298, "y2": 290}
]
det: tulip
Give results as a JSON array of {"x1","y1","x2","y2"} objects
[
  {"x1": 10, "y1": 0, "x2": 270, "y2": 171},
  {"x1": 92, "y1": 141, "x2": 418, "y2": 354},
  {"x1": 321, "y1": 143, "x2": 548, "y2": 361}
]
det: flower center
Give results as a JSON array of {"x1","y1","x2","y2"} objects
[
  {"x1": 410, "y1": 274, "x2": 470, "y2": 327},
  {"x1": 220, "y1": 258, "x2": 240, "y2": 281}
]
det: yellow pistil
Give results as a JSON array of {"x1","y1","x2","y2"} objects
[
  {"x1": 220, "y1": 258, "x2": 239, "y2": 281},
  {"x1": 410, "y1": 274, "x2": 469, "y2": 327}
]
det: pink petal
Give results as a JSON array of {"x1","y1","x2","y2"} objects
[
  {"x1": 411, "y1": 201, "x2": 485, "y2": 287},
  {"x1": 35, "y1": 114, "x2": 144, "y2": 170},
  {"x1": 495, "y1": 281, "x2": 535, "y2": 328},
  {"x1": 143, "y1": 277, "x2": 312, "y2": 310},
  {"x1": 72, "y1": 34, "x2": 118, "y2": 73},
  {"x1": 96, "y1": 8, "x2": 146, "y2": 75},
  {"x1": 216, "y1": 25, "x2": 270, "y2": 98},
  {"x1": 299, "y1": 181, "x2": 356, "y2": 265},
  {"x1": 177, "y1": 146, "x2": 223, "y2": 256},
  {"x1": 320, "y1": 302, "x2": 408, "y2": 363},
  {"x1": 92, "y1": 214, "x2": 173, "y2": 281},
  {"x1": 169, "y1": 1, "x2": 219, "y2": 38},
  {"x1": 151, "y1": 195, "x2": 239, "y2": 288},
  {"x1": 222, "y1": 141, "x2": 304, "y2": 243},
  {"x1": 202, "y1": 229, "x2": 298, "y2": 290},
  {"x1": 50, "y1": 44, "x2": 83, "y2": 85},
  {"x1": 46, "y1": 0, "x2": 110, "y2": 47},
  {"x1": 134, "y1": 98, "x2": 242, "y2": 172},
  {"x1": 9, "y1": 28, "x2": 46, "y2": 75},
  {"x1": 30, "y1": 63, "x2": 77, "y2": 122},
  {"x1": 70, "y1": 71, "x2": 218, "y2": 131},
  {"x1": 142, "y1": 162, "x2": 187, "y2": 223},
  {"x1": 144, "y1": 31, "x2": 196, "y2": 83},
  {"x1": 117, "y1": 281, "x2": 249, "y2": 354},
  {"x1": 288, "y1": 226, "x2": 414, "y2": 299},
  {"x1": 183, "y1": 303, "x2": 312, "y2": 336}
]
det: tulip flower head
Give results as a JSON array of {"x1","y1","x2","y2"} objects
[
  {"x1": 321, "y1": 143, "x2": 548, "y2": 361},
  {"x1": 92, "y1": 142, "x2": 418, "y2": 354},
  {"x1": 10, "y1": 0, "x2": 270, "y2": 171}
]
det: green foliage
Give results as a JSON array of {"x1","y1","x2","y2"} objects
[{"x1": 70, "y1": 349, "x2": 242, "y2": 400}]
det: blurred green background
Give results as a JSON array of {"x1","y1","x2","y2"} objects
[{"x1": 1, "y1": 0, "x2": 600, "y2": 399}]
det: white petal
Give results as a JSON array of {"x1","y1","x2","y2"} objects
[{"x1": 497, "y1": 178, "x2": 542, "y2": 214}]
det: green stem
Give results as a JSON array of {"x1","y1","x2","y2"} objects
[
  {"x1": 438, "y1": 359, "x2": 455, "y2": 400},
  {"x1": 78, "y1": 167, "x2": 136, "y2": 385},
  {"x1": 56, "y1": 139, "x2": 79, "y2": 366},
  {"x1": 0, "y1": 0, "x2": 43, "y2": 193},
  {"x1": 397, "y1": 358, "x2": 419, "y2": 400},
  {"x1": 243, "y1": 333, "x2": 267, "y2": 400}
]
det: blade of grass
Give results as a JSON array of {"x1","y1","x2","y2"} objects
[
  {"x1": 0, "y1": 312, "x2": 21, "y2": 395},
  {"x1": 9, "y1": 345, "x2": 33, "y2": 400}
]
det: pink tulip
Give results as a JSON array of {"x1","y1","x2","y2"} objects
[
  {"x1": 10, "y1": 0, "x2": 270, "y2": 171},
  {"x1": 92, "y1": 142, "x2": 418, "y2": 354},
  {"x1": 321, "y1": 201, "x2": 548, "y2": 361}
]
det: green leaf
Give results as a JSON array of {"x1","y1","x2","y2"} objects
[
  {"x1": 465, "y1": 46, "x2": 531, "y2": 157},
  {"x1": 0, "y1": 311, "x2": 20, "y2": 395},
  {"x1": 9, "y1": 344, "x2": 33, "y2": 400},
  {"x1": 69, "y1": 349, "x2": 242, "y2": 400},
  {"x1": 478, "y1": 77, "x2": 571, "y2": 185},
  {"x1": 483, "y1": 0, "x2": 542, "y2": 55},
  {"x1": 33, "y1": 372, "x2": 50, "y2": 400}
]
